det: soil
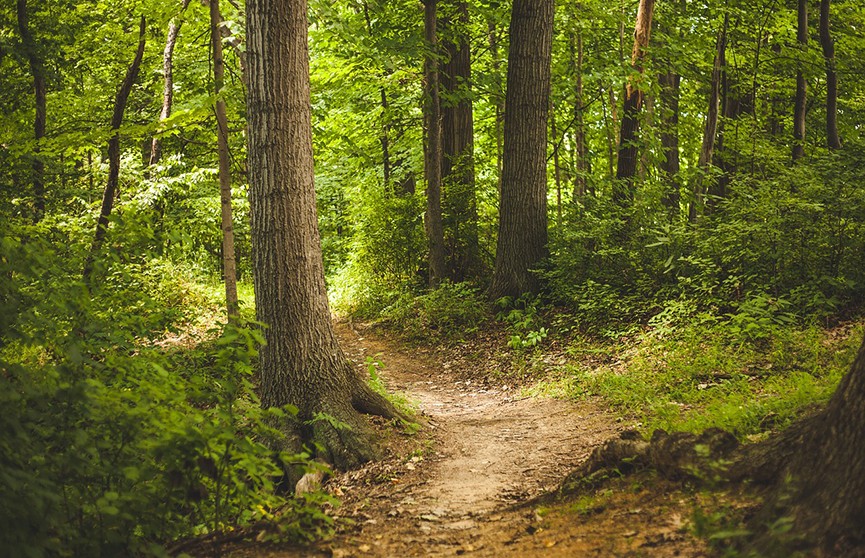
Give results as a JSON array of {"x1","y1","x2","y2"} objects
[{"x1": 216, "y1": 324, "x2": 712, "y2": 558}]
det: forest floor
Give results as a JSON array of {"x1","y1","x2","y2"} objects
[{"x1": 217, "y1": 323, "x2": 721, "y2": 558}]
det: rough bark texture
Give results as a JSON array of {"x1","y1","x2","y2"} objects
[
  {"x1": 423, "y1": 0, "x2": 446, "y2": 287},
  {"x1": 16, "y1": 0, "x2": 46, "y2": 221},
  {"x1": 440, "y1": 1, "x2": 480, "y2": 281},
  {"x1": 245, "y1": 0, "x2": 399, "y2": 470},
  {"x1": 690, "y1": 15, "x2": 727, "y2": 223},
  {"x1": 83, "y1": 17, "x2": 146, "y2": 284},
  {"x1": 792, "y1": 0, "x2": 808, "y2": 162},
  {"x1": 150, "y1": 0, "x2": 192, "y2": 166},
  {"x1": 210, "y1": 0, "x2": 239, "y2": 319},
  {"x1": 658, "y1": 70, "x2": 680, "y2": 219},
  {"x1": 820, "y1": 0, "x2": 841, "y2": 150},
  {"x1": 487, "y1": 0, "x2": 554, "y2": 301},
  {"x1": 613, "y1": 0, "x2": 654, "y2": 207}
]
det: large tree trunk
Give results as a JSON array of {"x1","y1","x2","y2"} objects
[
  {"x1": 820, "y1": 0, "x2": 841, "y2": 150},
  {"x1": 245, "y1": 0, "x2": 399, "y2": 471},
  {"x1": 423, "y1": 0, "x2": 446, "y2": 287},
  {"x1": 83, "y1": 17, "x2": 146, "y2": 284},
  {"x1": 150, "y1": 0, "x2": 192, "y2": 167},
  {"x1": 16, "y1": 0, "x2": 46, "y2": 222},
  {"x1": 689, "y1": 14, "x2": 727, "y2": 223},
  {"x1": 487, "y1": 0, "x2": 554, "y2": 301},
  {"x1": 210, "y1": 0, "x2": 239, "y2": 320},
  {"x1": 792, "y1": 0, "x2": 808, "y2": 162},
  {"x1": 613, "y1": 0, "x2": 654, "y2": 207},
  {"x1": 440, "y1": 1, "x2": 480, "y2": 281}
]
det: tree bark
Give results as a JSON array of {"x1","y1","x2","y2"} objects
[
  {"x1": 150, "y1": 0, "x2": 192, "y2": 167},
  {"x1": 613, "y1": 0, "x2": 655, "y2": 207},
  {"x1": 690, "y1": 14, "x2": 727, "y2": 223},
  {"x1": 658, "y1": 70, "x2": 680, "y2": 219},
  {"x1": 440, "y1": 1, "x2": 480, "y2": 281},
  {"x1": 83, "y1": 16, "x2": 147, "y2": 284},
  {"x1": 210, "y1": 0, "x2": 239, "y2": 320},
  {"x1": 487, "y1": 0, "x2": 554, "y2": 301},
  {"x1": 792, "y1": 0, "x2": 808, "y2": 162},
  {"x1": 245, "y1": 0, "x2": 400, "y2": 470},
  {"x1": 423, "y1": 0, "x2": 446, "y2": 287},
  {"x1": 16, "y1": 0, "x2": 46, "y2": 222},
  {"x1": 820, "y1": 0, "x2": 841, "y2": 150}
]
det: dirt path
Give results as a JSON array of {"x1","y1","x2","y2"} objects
[
  {"x1": 224, "y1": 325, "x2": 707, "y2": 557},
  {"x1": 313, "y1": 324, "x2": 621, "y2": 557}
]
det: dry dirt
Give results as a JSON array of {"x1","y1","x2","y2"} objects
[{"x1": 218, "y1": 324, "x2": 711, "y2": 558}]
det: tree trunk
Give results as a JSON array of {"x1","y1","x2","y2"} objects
[
  {"x1": 487, "y1": 0, "x2": 554, "y2": 301},
  {"x1": 83, "y1": 16, "x2": 146, "y2": 284},
  {"x1": 150, "y1": 0, "x2": 192, "y2": 167},
  {"x1": 245, "y1": 0, "x2": 400, "y2": 470},
  {"x1": 689, "y1": 14, "x2": 727, "y2": 223},
  {"x1": 792, "y1": 0, "x2": 808, "y2": 162},
  {"x1": 210, "y1": 0, "x2": 239, "y2": 320},
  {"x1": 16, "y1": 0, "x2": 46, "y2": 222},
  {"x1": 440, "y1": 1, "x2": 480, "y2": 281},
  {"x1": 423, "y1": 0, "x2": 446, "y2": 287},
  {"x1": 571, "y1": 30, "x2": 587, "y2": 199},
  {"x1": 658, "y1": 70, "x2": 680, "y2": 219},
  {"x1": 613, "y1": 0, "x2": 655, "y2": 207},
  {"x1": 820, "y1": 0, "x2": 841, "y2": 150}
]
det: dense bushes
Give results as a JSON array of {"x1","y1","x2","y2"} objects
[{"x1": 0, "y1": 225, "x2": 326, "y2": 557}]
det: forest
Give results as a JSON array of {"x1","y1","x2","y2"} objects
[{"x1": 3, "y1": 0, "x2": 865, "y2": 555}]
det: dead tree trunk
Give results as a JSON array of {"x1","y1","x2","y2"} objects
[
  {"x1": 150, "y1": 0, "x2": 192, "y2": 166},
  {"x1": 210, "y1": 0, "x2": 239, "y2": 319},
  {"x1": 613, "y1": 0, "x2": 655, "y2": 208},
  {"x1": 820, "y1": 0, "x2": 841, "y2": 150},
  {"x1": 16, "y1": 0, "x2": 46, "y2": 221},
  {"x1": 83, "y1": 17, "x2": 147, "y2": 284},
  {"x1": 423, "y1": 0, "x2": 446, "y2": 287}
]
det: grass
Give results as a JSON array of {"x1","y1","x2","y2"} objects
[{"x1": 534, "y1": 321, "x2": 862, "y2": 439}]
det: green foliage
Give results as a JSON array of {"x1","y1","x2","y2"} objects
[
  {"x1": 376, "y1": 281, "x2": 488, "y2": 342},
  {"x1": 0, "y1": 225, "x2": 330, "y2": 557},
  {"x1": 365, "y1": 356, "x2": 419, "y2": 426},
  {"x1": 495, "y1": 294, "x2": 550, "y2": 350}
]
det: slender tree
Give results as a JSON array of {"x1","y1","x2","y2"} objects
[
  {"x1": 440, "y1": 1, "x2": 480, "y2": 280},
  {"x1": 245, "y1": 0, "x2": 400, "y2": 469},
  {"x1": 83, "y1": 16, "x2": 147, "y2": 284},
  {"x1": 792, "y1": 0, "x2": 808, "y2": 162},
  {"x1": 149, "y1": 0, "x2": 192, "y2": 166},
  {"x1": 16, "y1": 0, "x2": 46, "y2": 221},
  {"x1": 423, "y1": 0, "x2": 446, "y2": 287},
  {"x1": 210, "y1": 0, "x2": 239, "y2": 319},
  {"x1": 819, "y1": 0, "x2": 841, "y2": 150},
  {"x1": 690, "y1": 14, "x2": 727, "y2": 222},
  {"x1": 613, "y1": 0, "x2": 655, "y2": 207},
  {"x1": 488, "y1": 0, "x2": 554, "y2": 300}
]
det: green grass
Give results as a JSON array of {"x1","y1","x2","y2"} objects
[{"x1": 545, "y1": 321, "x2": 861, "y2": 439}]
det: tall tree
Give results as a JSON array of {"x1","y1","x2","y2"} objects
[
  {"x1": 149, "y1": 0, "x2": 192, "y2": 166},
  {"x1": 16, "y1": 0, "x2": 46, "y2": 221},
  {"x1": 424, "y1": 0, "x2": 446, "y2": 287},
  {"x1": 210, "y1": 0, "x2": 239, "y2": 319},
  {"x1": 613, "y1": 0, "x2": 655, "y2": 206},
  {"x1": 690, "y1": 14, "x2": 727, "y2": 222},
  {"x1": 819, "y1": 0, "x2": 841, "y2": 150},
  {"x1": 792, "y1": 0, "x2": 808, "y2": 162},
  {"x1": 488, "y1": 0, "x2": 554, "y2": 301},
  {"x1": 440, "y1": 1, "x2": 480, "y2": 281},
  {"x1": 83, "y1": 16, "x2": 147, "y2": 284},
  {"x1": 245, "y1": 0, "x2": 400, "y2": 469}
]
